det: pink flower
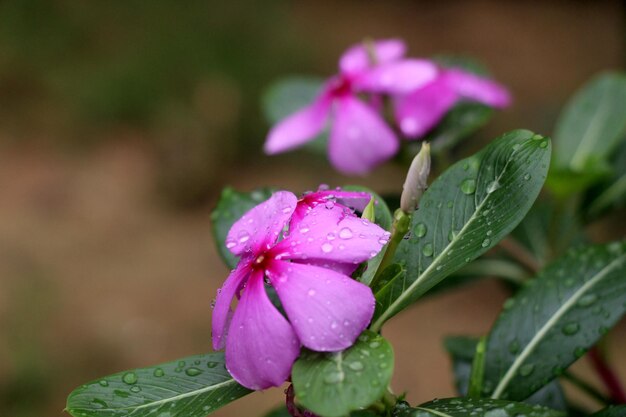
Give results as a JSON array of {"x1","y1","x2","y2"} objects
[
  {"x1": 395, "y1": 67, "x2": 512, "y2": 138},
  {"x1": 264, "y1": 39, "x2": 437, "y2": 175},
  {"x1": 212, "y1": 191, "x2": 389, "y2": 390}
]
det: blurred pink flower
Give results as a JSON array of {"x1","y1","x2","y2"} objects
[
  {"x1": 264, "y1": 39, "x2": 437, "y2": 175},
  {"x1": 395, "y1": 67, "x2": 512, "y2": 138},
  {"x1": 212, "y1": 191, "x2": 389, "y2": 390}
]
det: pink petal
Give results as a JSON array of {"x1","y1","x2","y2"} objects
[
  {"x1": 328, "y1": 96, "x2": 399, "y2": 175},
  {"x1": 226, "y1": 191, "x2": 298, "y2": 257},
  {"x1": 289, "y1": 189, "x2": 372, "y2": 229},
  {"x1": 212, "y1": 260, "x2": 252, "y2": 350},
  {"x1": 225, "y1": 271, "x2": 301, "y2": 390},
  {"x1": 339, "y1": 38, "x2": 406, "y2": 75},
  {"x1": 264, "y1": 94, "x2": 332, "y2": 154},
  {"x1": 267, "y1": 260, "x2": 375, "y2": 351},
  {"x1": 296, "y1": 258, "x2": 359, "y2": 276},
  {"x1": 273, "y1": 203, "x2": 389, "y2": 265},
  {"x1": 444, "y1": 69, "x2": 511, "y2": 108},
  {"x1": 353, "y1": 59, "x2": 438, "y2": 95},
  {"x1": 395, "y1": 79, "x2": 459, "y2": 139}
]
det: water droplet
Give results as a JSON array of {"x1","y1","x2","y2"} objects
[
  {"x1": 461, "y1": 178, "x2": 477, "y2": 195},
  {"x1": 481, "y1": 238, "x2": 491, "y2": 248},
  {"x1": 422, "y1": 243, "x2": 434, "y2": 257},
  {"x1": 539, "y1": 141, "x2": 548, "y2": 148},
  {"x1": 299, "y1": 225, "x2": 310, "y2": 234},
  {"x1": 339, "y1": 227, "x2": 353, "y2": 239},
  {"x1": 225, "y1": 239, "x2": 236, "y2": 249},
  {"x1": 307, "y1": 289, "x2": 316, "y2": 296},
  {"x1": 562, "y1": 323, "x2": 580, "y2": 335},
  {"x1": 237, "y1": 230, "x2": 250, "y2": 244},
  {"x1": 130, "y1": 386, "x2": 141, "y2": 393},
  {"x1": 574, "y1": 347, "x2": 587, "y2": 358},
  {"x1": 369, "y1": 341, "x2": 381, "y2": 349},
  {"x1": 178, "y1": 361, "x2": 186, "y2": 368},
  {"x1": 519, "y1": 364, "x2": 535, "y2": 377},
  {"x1": 122, "y1": 372, "x2": 138, "y2": 385},
  {"x1": 326, "y1": 232, "x2": 336, "y2": 241},
  {"x1": 154, "y1": 368, "x2": 165, "y2": 377},
  {"x1": 330, "y1": 321, "x2": 338, "y2": 330},
  {"x1": 523, "y1": 174, "x2": 531, "y2": 181},
  {"x1": 324, "y1": 371, "x2": 344, "y2": 384},
  {"x1": 486, "y1": 180, "x2": 501, "y2": 194},
  {"x1": 414, "y1": 223, "x2": 427, "y2": 238},
  {"x1": 508, "y1": 339, "x2": 520, "y2": 354},
  {"x1": 207, "y1": 362, "x2": 218, "y2": 369},
  {"x1": 577, "y1": 294, "x2": 598, "y2": 307},
  {"x1": 185, "y1": 367, "x2": 202, "y2": 377},
  {"x1": 503, "y1": 298, "x2": 515, "y2": 310},
  {"x1": 321, "y1": 243, "x2": 333, "y2": 253},
  {"x1": 98, "y1": 380, "x2": 109, "y2": 387},
  {"x1": 348, "y1": 361, "x2": 364, "y2": 371}
]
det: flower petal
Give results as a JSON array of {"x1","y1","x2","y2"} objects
[
  {"x1": 444, "y1": 69, "x2": 511, "y2": 108},
  {"x1": 395, "y1": 79, "x2": 459, "y2": 139},
  {"x1": 353, "y1": 59, "x2": 438, "y2": 95},
  {"x1": 226, "y1": 191, "x2": 298, "y2": 256},
  {"x1": 267, "y1": 260, "x2": 375, "y2": 351},
  {"x1": 211, "y1": 260, "x2": 251, "y2": 350},
  {"x1": 264, "y1": 94, "x2": 332, "y2": 154},
  {"x1": 273, "y1": 203, "x2": 389, "y2": 265},
  {"x1": 289, "y1": 188, "x2": 373, "y2": 229},
  {"x1": 339, "y1": 38, "x2": 406, "y2": 75},
  {"x1": 225, "y1": 271, "x2": 301, "y2": 390},
  {"x1": 328, "y1": 96, "x2": 399, "y2": 175}
]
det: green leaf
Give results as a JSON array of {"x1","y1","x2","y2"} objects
[
  {"x1": 592, "y1": 406, "x2": 626, "y2": 417},
  {"x1": 66, "y1": 352, "x2": 251, "y2": 417},
  {"x1": 371, "y1": 130, "x2": 551, "y2": 329},
  {"x1": 444, "y1": 336, "x2": 567, "y2": 410},
  {"x1": 554, "y1": 72, "x2": 626, "y2": 172},
  {"x1": 484, "y1": 241, "x2": 626, "y2": 401},
  {"x1": 210, "y1": 187, "x2": 274, "y2": 269},
  {"x1": 587, "y1": 141, "x2": 626, "y2": 218},
  {"x1": 393, "y1": 398, "x2": 565, "y2": 417},
  {"x1": 291, "y1": 331, "x2": 394, "y2": 417}
]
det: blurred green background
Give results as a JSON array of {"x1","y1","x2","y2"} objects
[{"x1": 0, "y1": 1, "x2": 624, "y2": 416}]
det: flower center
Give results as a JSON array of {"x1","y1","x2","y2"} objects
[
  {"x1": 329, "y1": 75, "x2": 352, "y2": 98},
  {"x1": 252, "y1": 253, "x2": 270, "y2": 270}
]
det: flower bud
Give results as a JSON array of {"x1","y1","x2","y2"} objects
[{"x1": 400, "y1": 142, "x2": 431, "y2": 214}]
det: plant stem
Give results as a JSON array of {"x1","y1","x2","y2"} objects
[
  {"x1": 369, "y1": 209, "x2": 411, "y2": 292},
  {"x1": 589, "y1": 346, "x2": 626, "y2": 404},
  {"x1": 562, "y1": 371, "x2": 611, "y2": 405},
  {"x1": 498, "y1": 237, "x2": 541, "y2": 274}
]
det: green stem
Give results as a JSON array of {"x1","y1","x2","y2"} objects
[
  {"x1": 562, "y1": 370, "x2": 611, "y2": 405},
  {"x1": 369, "y1": 209, "x2": 411, "y2": 293}
]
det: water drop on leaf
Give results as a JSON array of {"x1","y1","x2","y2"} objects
[{"x1": 122, "y1": 372, "x2": 138, "y2": 385}]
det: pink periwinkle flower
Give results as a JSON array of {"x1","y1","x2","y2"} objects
[
  {"x1": 212, "y1": 190, "x2": 390, "y2": 390},
  {"x1": 264, "y1": 39, "x2": 437, "y2": 175},
  {"x1": 395, "y1": 67, "x2": 512, "y2": 139}
]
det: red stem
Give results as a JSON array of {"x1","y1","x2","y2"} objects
[
  {"x1": 285, "y1": 385, "x2": 303, "y2": 417},
  {"x1": 589, "y1": 347, "x2": 626, "y2": 404}
]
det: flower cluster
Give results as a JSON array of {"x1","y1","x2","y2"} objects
[
  {"x1": 212, "y1": 188, "x2": 390, "y2": 390},
  {"x1": 264, "y1": 39, "x2": 511, "y2": 175}
]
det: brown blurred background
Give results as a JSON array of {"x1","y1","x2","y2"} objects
[{"x1": 0, "y1": 1, "x2": 624, "y2": 416}]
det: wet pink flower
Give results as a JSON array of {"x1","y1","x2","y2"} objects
[
  {"x1": 395, "y1": 67, "x2": 512, "y2": 138},
  {"x1": 212, "y1": 191, "x2": 389, "y2": 390},
  {"x1": 264, "y1": 39, "x2": 437, "y2": 175}
]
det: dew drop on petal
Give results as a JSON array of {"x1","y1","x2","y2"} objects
[
  {"x1": 339, "y1": 227, "x2": 353, "y2": 239},
  {"x1": 321, "y1": 243, "x2": 333, "y2": 253}
]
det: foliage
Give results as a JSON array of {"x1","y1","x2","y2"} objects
[{"x1": 65, "y1": 49, "x2": 626, "y2": 417}]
